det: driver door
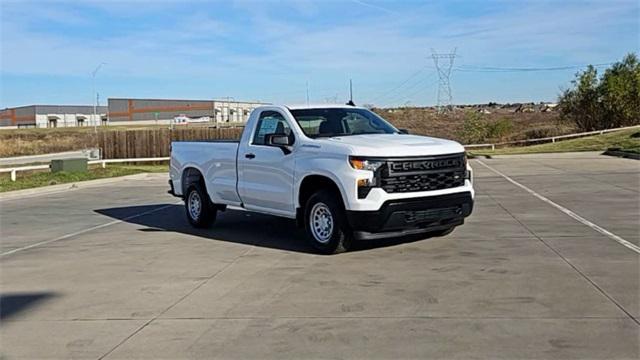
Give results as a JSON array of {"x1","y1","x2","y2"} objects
[{"x1": 237, "y1": 110, "x2": 296, "y2": 217}]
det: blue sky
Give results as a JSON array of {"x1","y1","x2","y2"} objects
[{"x1": 1, "y1": 0, "x2": 638, "y2": 108}]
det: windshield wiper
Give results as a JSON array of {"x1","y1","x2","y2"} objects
[
  {"x1": 354, "y1": 132, "x2": 386, "y2": 135},
  {"x1": 313, "y1": 132, "x2": 388, "y2": 138},
  {"x1": 314, "y1": 133, "x2": 349, "y2": 138}
]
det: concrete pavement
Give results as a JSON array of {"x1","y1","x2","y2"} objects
[{"x1": 0, "y1": 153, "x2": 638, "y2": 359}]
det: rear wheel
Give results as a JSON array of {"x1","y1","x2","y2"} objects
[
  {"x1": 304, "y1": 190, "x2": 352, "y2": 254},
  {"x1": 185, "y1": 183, "x2": 216, "y2": 228}
]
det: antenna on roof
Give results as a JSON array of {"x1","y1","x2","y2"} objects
[
  {"x1": 346, "y1": 79, "x2": 355, "y2": 106},
  {"x1": 306, "y1": 81, "x2": 310, "y2": 105}
]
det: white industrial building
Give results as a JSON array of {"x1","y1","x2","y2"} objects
[
  {"x1": 0, "y1": 105, "x2": 107, "y2": 129},
  {"x1": 106, "y1": 98, "x2": 266, "y2": 125},
  {"x1": 0, "y1": 98, "x2": 267, "y2": 129}
]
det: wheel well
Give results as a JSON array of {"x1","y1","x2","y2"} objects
[
  {"x1": 297, "y1": 175, "x2": 343, "y2": 226},
  {"x1": 181, "y1": 167, "x2": 205, "y2": 195}
]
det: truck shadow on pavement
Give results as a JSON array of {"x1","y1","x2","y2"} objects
[
  {"x1": 94, "y1": 204, "x2": 433, "y2": 254},
  {"x1": 0, "y1": 292, "x2": 56, "y2": 321}
]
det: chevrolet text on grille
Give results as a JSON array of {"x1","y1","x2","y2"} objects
[{"x1": 391, "y1": 159, "x2": 462, "y2": 172}]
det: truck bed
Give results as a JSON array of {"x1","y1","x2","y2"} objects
[
  {"x1": 172, "y1": 139, "x2": 239, "y2": 143},
  {"x1": 169, "y1": 141, "x2": 240, "y2": 203}
]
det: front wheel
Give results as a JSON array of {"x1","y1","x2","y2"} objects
[
  {"x1": 304, "y1": 190, "x2": 352, "y2": 254},
  {"x1": 185, "y1": 183, "x2": 216, "y2": 228}
]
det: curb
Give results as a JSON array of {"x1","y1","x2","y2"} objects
[
  {"x1": 602, "y1": 149, "x2": 640, "y2": 160},
  {"x1": 467, "y1": 154, "x2": 492, "y2": 159},
  {"x1": 0, "y1": 173, "x2": 166, "y2": 202}
]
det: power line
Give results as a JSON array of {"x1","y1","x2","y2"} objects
[
  {"x1": 401, "y1": 76, "x2": 440, "y2": 104},
  {"x1": 368, "y1": 65, "x2": 428, "y2": 103},
  {"x1": 378, "y1": 71, "x2": 435, "y2": 106},
  {"x1": 380, "y1": 71, "x2": 437, "y2": 107},
  {"x1": 262, "y1": 60, "x2": 616, "y2": 106},
  {"x1": 455, "y1": 63, "x2": 613, "y2": 72},
  {"x1": 383, "y1": 77, "x2": 440, "y2": 108}
]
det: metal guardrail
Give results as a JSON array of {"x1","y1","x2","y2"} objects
[
  {"x1": 0, "y1": 157, "x2": 169, "y2": 182},
  {"x1": 463, "y1": 125, "x2": 640, "y2": 150}
]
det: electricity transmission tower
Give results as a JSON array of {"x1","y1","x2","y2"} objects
[{"x1": 431, "y1": 48, "x2": 457, "y2": 112}]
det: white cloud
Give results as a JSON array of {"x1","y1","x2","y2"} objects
[
  {"x1": 350, "y1": 0, "x2": 397, "y2": 15},
  {"x1": 1, "y1": 0, "x2": 637, "y2": 105}
]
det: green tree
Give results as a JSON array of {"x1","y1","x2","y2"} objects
[
  {"x1": 559, "y1": 65, "x2": 605, "y2": 131},
  {"x1": 559, "y1": 53, "x2": 640, "y2": 131},
  {"x1": 601, "y1": 54, "x2": 640, "y2": 128}
]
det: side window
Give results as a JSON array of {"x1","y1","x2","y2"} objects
[{"x1": 252, "y1": 111, "x2": 292, "y2": 145}]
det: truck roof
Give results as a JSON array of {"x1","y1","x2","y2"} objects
[{"x1": 283, "y1": 104, "x2": 366, "y2": 110}]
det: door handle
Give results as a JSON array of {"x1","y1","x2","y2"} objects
[{"x1": 245, "y1": 153, "x2": 256, "y2": 159}]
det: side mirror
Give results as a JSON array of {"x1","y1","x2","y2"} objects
[
  {"x1": 399, "y1": 129, "x2": 409, "y2": 134},
  {"x1": 266, "y1": 134, "x2": 292, "y2": 146},
  {"x1": 265, "y1": 134, "x2": 293, "y2": 155}
]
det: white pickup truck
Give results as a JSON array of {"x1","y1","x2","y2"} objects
[{"x1": 169, "y1": 104, "x2": 474, "y2": 253}]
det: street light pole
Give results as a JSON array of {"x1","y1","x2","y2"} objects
[{"x1": 91, "y1": 63, "x2": 106, "y2": 133}]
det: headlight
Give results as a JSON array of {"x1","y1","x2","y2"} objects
[{"x1": 349, "y1": 157, "x2": 384, "y2": 172}]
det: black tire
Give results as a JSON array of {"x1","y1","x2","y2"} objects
[
  {"x1": 304, "y1": 189, "x2": 352, "y2": 254},
  {"x1": 185, "y1": 183, "x2": 216, "y2": 228}
]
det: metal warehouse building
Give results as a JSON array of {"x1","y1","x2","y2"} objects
[
  {"x1": 107, "y1": 98, "x2": 267, "y2": 125},
  {"x1": 0, "y1": 105, "x2": 107, "y2": 128}
]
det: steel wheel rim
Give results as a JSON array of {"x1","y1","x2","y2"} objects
[
  {"x1": 310, "y1": 202, "x2": 333, "y2": 244},
  {"x1": 188, "y1": 191, "x2": 202, "y2": 220}
]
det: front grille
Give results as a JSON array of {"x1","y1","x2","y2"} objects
[
  {"x1": 381, "y1": 171, "x2": 465, "y2": 193},
  {"x1": 380, "y1": 154, "x2": 466, "y2": 193}
]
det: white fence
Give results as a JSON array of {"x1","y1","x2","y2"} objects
[
  {"x1": 463, "y1": 125, "x2": 640, "y2": 150},
  {"x1": 0, "y1": 148, "x2": 101, "y2": 167},
  {"x1": 1, "y1": 124, "x2": 638, "y2": 182},
  {"x1": 0, "y1": 157, "x2": 169, "y2": 182}
]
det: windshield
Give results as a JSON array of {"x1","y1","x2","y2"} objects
[{"x1": 289, "y1": 108, "x2": 399, "y2": 138}]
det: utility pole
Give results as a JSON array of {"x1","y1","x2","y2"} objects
[
  {"x1": 96, "y1": 92, "x2": 100, "y2": 125},
  {"x1": 431, "y1": 48, "x2": 457, "y2": 113},
  {"x1": 306, "y1": 81, "x2": 310, "y2": 105},
  {"x1": 91, "y1": 62, "x2": 106, "y2": 133}
]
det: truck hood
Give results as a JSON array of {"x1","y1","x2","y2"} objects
[{"x1": 317, "y1": 134, "x2": 465, "y2": 157}]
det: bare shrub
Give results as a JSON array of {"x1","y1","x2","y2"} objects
[{"x1": 523, "y1": 126, "x2": 561, "y2": 140}]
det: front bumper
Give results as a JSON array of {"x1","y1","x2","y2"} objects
[{"x1": 346, "y1": 191, "x2": 473, "y2": 240}]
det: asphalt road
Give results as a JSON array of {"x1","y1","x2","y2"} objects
[{"x1": 1, "y1": 152, "x2": 638, "y2": 359}]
